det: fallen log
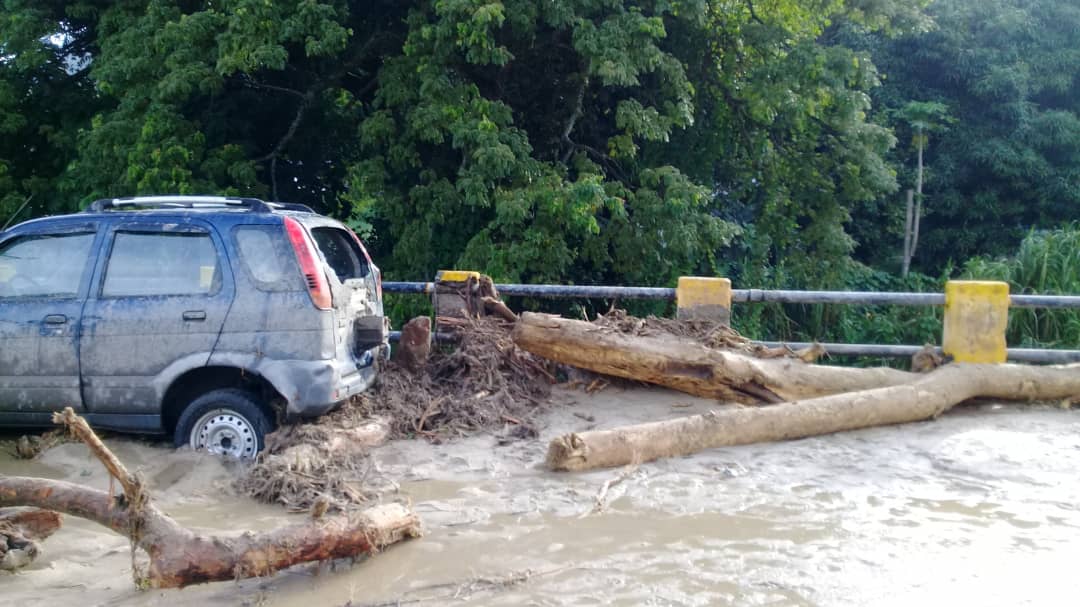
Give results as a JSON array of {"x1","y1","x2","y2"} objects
[
  {"x1": 513, "y1": 313, "x2": 914, "y2": 403},
  {"x1": 546, "y1": 362, "x2": 1080, "y2": 471},
  {"x1": 0, "y1": 408, "x2": 421, "y2": 588},
  {"x1": 0, "y1": 508, "x2": 62, "y2": 571}
]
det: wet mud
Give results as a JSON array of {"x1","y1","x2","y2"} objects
[{"x1": 3, "y1": 387, "x2": 1080, "y2": 606}]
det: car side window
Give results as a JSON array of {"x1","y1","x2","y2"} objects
[
  {"x1": 0, "y1": 232, "x2": 95, "y2": 299},
  {"x1": 233, "y1": 225, "x2": 302, "y2": 292},
  {"x1": 102, "y1": 230, "x2": 221, "y2": 297}
]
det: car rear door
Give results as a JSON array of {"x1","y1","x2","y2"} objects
[
  {"x1": 0, "y1": 224, "x2": 99, "y2": 420},
  {"x1": 79, "y1": 219, "x2": 233, "y2": 421},
  {"x1": 303, "y1": 220, "x2": 385, "y2": 362}
]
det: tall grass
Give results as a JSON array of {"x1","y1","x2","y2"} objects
[{"x1": 963, "y1": 225, "x2": 1080, "y2": 348}]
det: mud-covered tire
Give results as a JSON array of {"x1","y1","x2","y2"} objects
[{"x1": 173, "y1": 388, "x2": 273, "y2": 459}]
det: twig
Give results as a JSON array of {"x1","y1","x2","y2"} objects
[
  {"x1": 52, "y1": 407, "x2": 143, "y2": 506},
  {"x1": 414, "y1": 397, "x2": 446, "y2": 434},
  {"x1": 579, "y1": 464, "x2": 639, "y2": 518},
  {"x1": 585, "y1": 378, "x2": 609, "y2": 394}
]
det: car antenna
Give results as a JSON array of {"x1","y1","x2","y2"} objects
[{"x1": 1, "y1": 194, "x2": 33, "y2": 231}]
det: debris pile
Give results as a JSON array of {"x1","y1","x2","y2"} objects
[
  {"x1": 241, "y1": 314, "x2": 556, "y2": 512},
  {"x1": 594, "y1": 309, "x2": 825, "y2": 362},
  {"x1": 361, "y1": 316, "x2": 554, "y2": 439}
]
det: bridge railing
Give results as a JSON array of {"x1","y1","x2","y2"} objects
[{"x1": 382, "y1": 276, "x2": 1080, "y2": 364}]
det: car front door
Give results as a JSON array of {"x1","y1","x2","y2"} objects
[
  {"x1": 0, "y1": 225, "x2": 99, "y2": 422},
  {"x1": 79, "y1": 220, "x2": 233, "y2": 426}
]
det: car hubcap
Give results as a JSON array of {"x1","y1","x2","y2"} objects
[{"x1": 189, "y1": 409, "x2": 257, "y2": 459}]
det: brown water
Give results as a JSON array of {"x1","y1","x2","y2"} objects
[{"x1": 4, "y1": 387, "x2": 1080, "y2": 606}]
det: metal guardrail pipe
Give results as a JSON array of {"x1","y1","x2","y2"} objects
[
  {"x1": 382, "y1": 281, "x2": 675, "y2": 299},
  {"x1": 1008, "y1": 294, "x2": 1080, "y2": 309},
  {"x1": 735, "y1": 290, "x2": 946, "y2": 306},
  {"x1": 388, "y1": 330, "x2": 458, "y2": 343},
  {"x1": 384, "y1": 283, "x2": 951, "y2": 306},
  {"x1": 762, "y1": 342, "x2": 1080, "y2": 363},
  {"x1": 759, "y1": 342, "x2": 925, "y2": 357},
  {"x1": 495, "y1": 283, "x2": 676, "y2": 299},
  {"x1": 1004, "y1": 348, "x2": 1080, "y2": 363},
  {"x1": 382, "y1": 281, "x2": 1080, "y2": 310},
  {"x1": 382, "y1": 281, "x2": 434, "y2": 294}
]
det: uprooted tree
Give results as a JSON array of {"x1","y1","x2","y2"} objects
[
  {"x1": 511, "y1": 313, "x2": 1080, "y2": 471},
  {"x1": 0, "y1": 408, "x2": 421, "y2": 588}
]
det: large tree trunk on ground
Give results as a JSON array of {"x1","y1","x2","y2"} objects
[
  {"x1": 0, "y1": 409, "x2": 421, "y2": 588},
  {"x1": 546, "y1": 363, "x2": 1080, "y2": 471},
  {"x1": 513, "y1": 313, "x2": 914, "y2": 403}
]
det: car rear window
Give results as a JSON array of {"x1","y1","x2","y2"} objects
[
  {"x1": 233, "y1": 225, "x2": 302, "y2": 292},
  {"x1": 310, "y1": 227, "x2": 370, "y2": 281}
]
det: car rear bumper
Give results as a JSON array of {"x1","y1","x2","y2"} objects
[{"x1": 281, "y1": 346, "x2": 382, "y2": 419}]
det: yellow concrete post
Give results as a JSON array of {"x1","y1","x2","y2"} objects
[
  {"x1": 433, "y1": 270, "x2": 480, "y2": 327},
  {"x1": 676, "y1": 277, "x2": 732, "y2": 325},
  {"x1": 942, "y1": 280, "x2": 1009, "y2": 363}
]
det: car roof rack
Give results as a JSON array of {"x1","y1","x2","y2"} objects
[
  {"x1": 265, "y1": 201, "x2": 317, "y2": 213},
  {"x1": 85, "y1": 195, "x2": 315, "y2": 214}
]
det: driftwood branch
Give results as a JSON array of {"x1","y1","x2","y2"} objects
[
  {"x1": 53, "y1": 408, "x2": 143, "y2": 504},
  {"x1": 513, "y1": 313, "x2": 914, "y2": 403},
  {"x1": 0, "y1": 408, "x2": 421, "y2": 588},
  {"x1": 546, "y1": 362, "x2": 1080, "y2": 471},
  {"x1": 510, "y1": 313, "x2": 1080, "y2": 471}
]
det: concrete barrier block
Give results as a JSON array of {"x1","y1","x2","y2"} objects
[
  {"x1": 942, "y1": 280, "x2": 1009, "y2": 363},
  {"x1": 676, "y1": 277, "x2": 732, "y2": 324}
]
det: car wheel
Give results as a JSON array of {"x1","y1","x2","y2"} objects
[{"x1": 173, "y1": 388, "x2": 273, "y2": 459}]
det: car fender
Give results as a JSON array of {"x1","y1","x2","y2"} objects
[{"x1": 204, "y1": 350, "x2": 322, "y2": 410}]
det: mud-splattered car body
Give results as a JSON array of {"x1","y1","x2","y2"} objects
[{"x1": 0, "y1": 196, "x2": 387, "y2": 456}]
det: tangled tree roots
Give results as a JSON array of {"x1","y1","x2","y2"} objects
[
  {"x1": 11, "y1": 429, "x2": 68, "y2": 460},
  {"x1": 359, "y1": 316, "x2": 555, "y2": 439},
  {"x1": 240, "y1": 316, "x2": 555, "y2": 511},
  {"x1": 238, "y1": 414, "x2": 390, "y2": 513}
]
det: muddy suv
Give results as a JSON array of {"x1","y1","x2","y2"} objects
[{"x1": 0, "y1": 195, "x2": 387, "y2": 458}]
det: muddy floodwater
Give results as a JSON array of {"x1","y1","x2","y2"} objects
[{"x1": 4, "y1": 387, "x2": 1080, "y2": 606}]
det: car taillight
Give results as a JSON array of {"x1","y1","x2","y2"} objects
[
  {"x1": 284, "y1": 217, "x2": 332, "y2": 310},
  {"x1": 347, "y1": 228, "x2": 381, "y2": 300}
]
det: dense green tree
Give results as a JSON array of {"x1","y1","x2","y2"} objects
[
  {"x1": 850, "y1": 0, "x2": 1080, "y2": 273},
  {"x1": 0, "y1": 1, "x2": 108, "y2": 221},
  {"x1": 0, "y1": 1, "x2": 918, "y2": 294}
]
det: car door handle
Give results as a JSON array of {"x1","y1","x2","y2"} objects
[
  {"x1": 43, "y1": 314, "x2": 68, "y2": 325},
  {"x1": 182, "y1": 310, "x2": 207, "y2": 321}
]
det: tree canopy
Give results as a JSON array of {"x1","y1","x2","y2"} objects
[
  {"x1": 849, "y1": 0, "x2": 1080, "y2": 273},
  {"x1": 0, "y1": 0, "x2": 922, "y2": 289},
  {"x1": 2, "y1": 0, "x2": 1078, "y2": 309}
]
